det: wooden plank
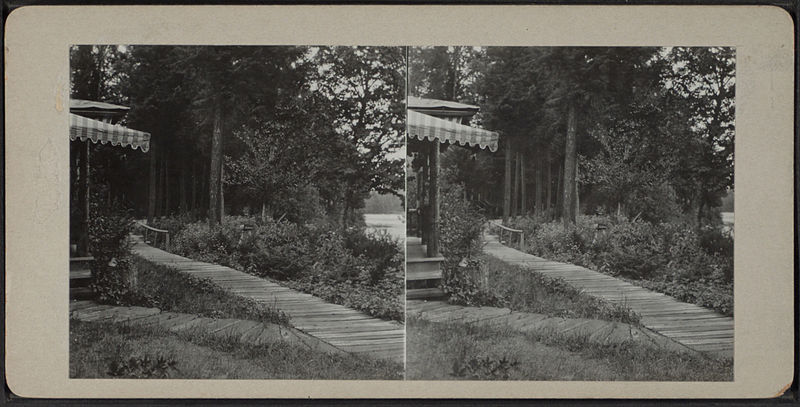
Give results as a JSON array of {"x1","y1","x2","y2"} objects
[
  {"x1": 295, "y1": 320, "x2": 400, "y2": 330},
  {"x1": 407, "y1": 288, "x2": 446, "y2": 300},
  {"x1": 304, "y1": 325, "x2": 404, "y2": 335},
  {"x1": 314, "y1": 330, "x2": 404, "y2": 340},
  {"x1": 406, "y1": 270, "x2": 443, "y2": 281}
]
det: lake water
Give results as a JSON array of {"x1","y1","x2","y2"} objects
[
  {"x1": 720, "y1": 212, "x2": 734, "y2": 225},
  {"x1": 364, "y1": 213, "x2": 405, "y2": 242},
  {"x1": 720, "y1": 212, "x2": 734, "y2": 237}
]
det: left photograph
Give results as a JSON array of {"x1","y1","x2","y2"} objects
[{"x1": 68, "y1": 45, "x2": 406, "y2": 379}]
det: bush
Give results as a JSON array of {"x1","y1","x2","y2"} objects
[
  {"x1": 596, "y1": 221, "x2": 666, "y2": 280},
  {"x1": 452, "y1": 355, "x2": 520, "y2": 380},
  {"x1": 107, "y1": 355, "x2": 178, "y2": 379},
  {"x1": 442, "y1": 257, "x2": 500, "y2": 307},
  {"x1": 163, "y1": 215, "x2": 404, "y2": 321},
  {"x1": 439, "y1": 185, "x2": 486, "y2": 261},
  {"x1": 438, "y1": 184, "x2": 491, "y2": 304},
  {"x1": 343, "y1": 228, "x2": 401, "y2": 284},
  {"x1": 87, "y1": 199, "x2": 137, "y2": 305}
]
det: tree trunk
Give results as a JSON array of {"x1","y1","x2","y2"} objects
[
  {"x1": 545, "y1": 150, "x2": 552, "y2": 212},
  {"x1": 190, "y1": 158, "x2": 197, "y2": 219},
  {"x1": 520, "y1": 150, "x2": 527, "y2": 216},
  {"x1": 503, "y1": 138, "x2": 512, "y2": 223},
  {"x1": 147, "y1": 140, "x2": 157, "y2": 224},
  {"x1": 534, "y1": 153, "x2": 543, "y2": 214},
  {"x1": 555, "y1": 157, "x2": 562, "y2": 219},
  {"x1": 209, "y1": 103, "x2": 223, "y2": 225},
  {"x1": 154, "y1": 150, "x2": 163, "y2": 218},
  {"x1": 220, "y1": 166, "x2": 225, "y2": 220},
  {"x1": 574, "y1": 160, "x2": 580, "y2": 218},
  {"x1": 697, "y1": 199, "x2": 705, "y2": 226},
  {"x1": 563, "y1": 102, "x2": 578, "y2": 227},
  {"x1": 164, "y1": 154, "x2": 171, "y2": 217},
  {"x1": 511, "y1": 148, "x2": 519, "y2": 218},
  {"x1": 179, "y1": 163, "x2": 188, "y2": 214}
]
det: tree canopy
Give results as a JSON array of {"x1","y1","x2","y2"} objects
[
  {"x1": 409, "y1": 46, "x2": 735, "y2": 226},
  {"x1": 70, "y1": 45, "x2": 405, "y2": 225}
]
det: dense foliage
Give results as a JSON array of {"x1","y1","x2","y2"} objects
[
  {"x1": 410, "y1": 47, "x2": 735, "y2": 226},
  {"x1": 70, "y1": 45, "x2": 404, "y2": 226},
  {"x1": 154, "y1": 216, "x2": 404, "y2": 321},
  {"x1": 509, "y1": 215, "x2": 733, "y2": 316},
  {"x1": 435, "y1": 184, "x2": 490, "y2": 305},
  {"x1": 86, "y1": 195, "x2": 136, "y2": 305}
]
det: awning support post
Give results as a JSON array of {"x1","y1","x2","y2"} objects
[{"x1": 427, "y1": 141, "x2": 440, "y2": 257}]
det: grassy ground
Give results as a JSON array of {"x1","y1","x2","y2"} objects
[
  {"x1": 406, "y1": 316, "x2": 732, "y2": 381},
  {"x1": 125, "y1": 257, "x2": 290, "y2": 325},
  {"x1": 458, "y1": 254, "x2": 640, "y2": 325},
  {"x1": 70, "y1": 319, "x2": 403, "y2": 379}
]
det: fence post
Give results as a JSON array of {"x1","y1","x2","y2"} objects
[
  {"x1": 166, "y1": 231, "x2": 170, "y2": 250},
  {"x1": 519, "y1": 232, "x2": 525, "y2": 250}
]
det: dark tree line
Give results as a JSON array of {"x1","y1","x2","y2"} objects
[
  {"x1": 410, "y1": 46, "x2": 734, "y2": 227},
  {"x1": 70, "y1": 45, "x2": 405, "y2": 226}
]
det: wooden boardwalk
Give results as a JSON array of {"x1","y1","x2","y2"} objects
[
  {"x1": 130, "y1": 236, "x2": 405, "y2": 364},
  {"x1": 483, "y1": 233, "x2": 734, "y2": 358},
  {"x1": 70, "y1": 300, "x2": 345, "y2": 355}
]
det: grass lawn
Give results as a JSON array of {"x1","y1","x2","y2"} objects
[
  {"x1": 127, "y1": 257, "x2": 289, "y2": 325},
  {"x1": 406, "y1": 316, "x2": 732, "y2": 381},
  {"x1": 453, "y1": 254, "x2": 640, "y2": 325},
  {"x1": 70, "y1": 319, "x2": 403, "y2": 379}
]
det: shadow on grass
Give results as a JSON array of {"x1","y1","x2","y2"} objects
[
  {"x1": 126, "y1": 256, "x2": 290, "y2": 326},
  {"x1": 406, "y1": 315, "x2": 732, "y2": 381},
  {"x1": 70, "y1": 319, "x2": 403, "y2": 380},
  {"x1": 455, "y1": 254, "x2": 641, "y2": 325}
]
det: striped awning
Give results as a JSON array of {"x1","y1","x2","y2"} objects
[
  {"x1": 70, "y1": 113, "x2": 151, "y2": 152},
  {"x1": 407, "y1": 109, "x2": 499, "y2": 152}
]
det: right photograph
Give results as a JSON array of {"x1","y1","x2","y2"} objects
[{"x1": 405, "y1": 46, "x2": 734, "y2": 381}]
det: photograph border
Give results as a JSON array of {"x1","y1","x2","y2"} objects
[{"x1": 5, "y1": 4, "x2": 795, "y2": 399}]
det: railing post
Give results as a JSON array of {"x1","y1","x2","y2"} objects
[
  {"x1": 166, "y1": 231, "x2": 170, "y2": 250},
  {"x1": 519, "y1": 232, "x2": 525, "y2": 250}
]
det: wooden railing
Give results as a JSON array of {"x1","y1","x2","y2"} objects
[
  {"x1": 135, "y1": 221, "x2": 170, "y2": 250},
  {"x1": 489, "y1": 221, "x2": 525, "y2": 250}
]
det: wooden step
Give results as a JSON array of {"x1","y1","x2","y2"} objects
[
  {"x1": 70, "y1": 270, "x2": 92, "y2": 280},
  {"x1": 70, "y1": 287, "x2": 95, "y2": 300},
  {"x1": 406, "y1": 255, "x2": 445, "y2": 264},
  {"x1": 407, "y1": 287, "x2": 446, "y2": 300},
  {"x1": 407, "y1": 269, "x2": 442, "y2": 281},
  {"x1": 407, "y1": 259, "x2": 442, "y2": 275},
  {"x1": 69, "y1": 257, "x2": 94, "y2": 271}
]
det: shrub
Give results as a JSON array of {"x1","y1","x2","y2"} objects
[
  {"x1": 698, "y1": 226, "x2": 734, "y2": 258},
  {"x1": 438, "y1": 184, "x2": 491, "y2": 304},
  {"x1": 87, "y1": 199, "x2": 137, "y2": 305},
  {"x1": 439, "y1": 185, "x2": 486, "y2": 261},
  {"x1": 452, "y1": 355, "x2": 520, "y2": 380},
  {"x1": 442, "y1": 257, "x2": 500, "y2": 307},
  {"x1": 343, "y1": 228, "x2": 401, "y2": 284},
  {"x1": 107, "y1": 355, "x2": 178, "y2": 379},
  {"x1": 596, "y1": 221, "x2": 667, "y2": 280}
]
